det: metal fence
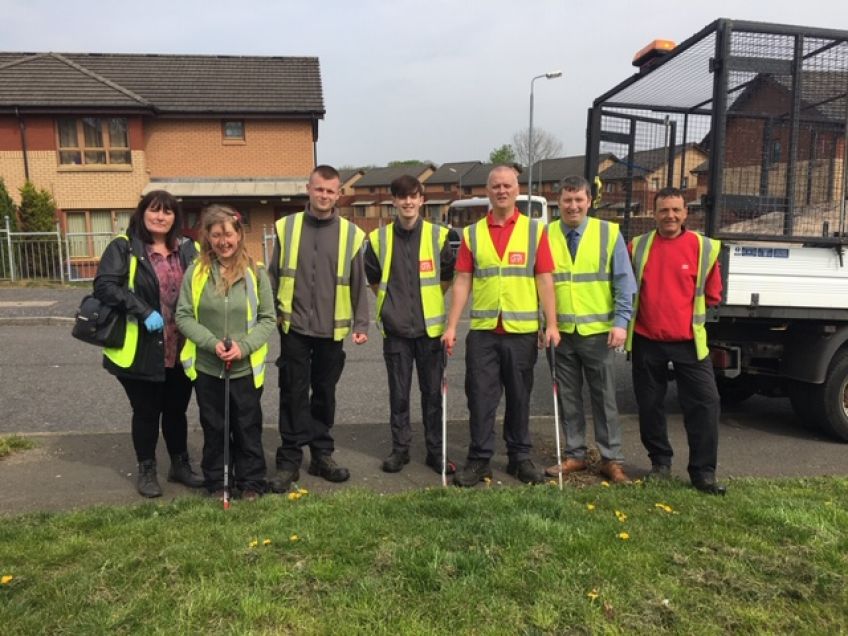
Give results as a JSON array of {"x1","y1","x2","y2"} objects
[{"x1": 0, "y1": 216, "x2": 66, "y2": 283}]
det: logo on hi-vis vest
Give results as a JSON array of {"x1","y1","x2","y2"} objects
[
  {"x1": 419, "y1": 259, "x2": 434, "y2": 272},
  {"x1": 508, "y1": 252, "x2": 526, "y2": 265}
]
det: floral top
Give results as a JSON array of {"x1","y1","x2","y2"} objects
[{"x1": 146, "y1": 243, "x2": 186, "y2": 368}]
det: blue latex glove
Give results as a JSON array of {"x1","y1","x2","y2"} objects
[{"x1": 144, "y1": 310, "x2": 164, "y2": 332}]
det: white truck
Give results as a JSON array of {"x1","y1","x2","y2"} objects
[{"x1": 587, "y1": 18, "x2": 848, "y2": 441}]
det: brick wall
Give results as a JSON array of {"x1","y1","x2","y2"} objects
[{"x1": 145, "y1": 119, "x2": 314, "y2": 178}]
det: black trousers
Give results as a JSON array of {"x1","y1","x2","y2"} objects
[
  {"x1": 118, "y1": 366, "x2": 192, "y2": 463},
  {"x1": 383, "y1": 334, "x2": 444, "y2": 457},
  {"x1": 465, "y1": 330, "x2": 537, "y2": 461},
  {"x1": 631, "y1": 333, "x2": 721, "y2": 481},
  {"x1": 275, "y1": 329, "x2": 346, "y2": 469},
  {"x1": 195, "y1": 372, "x2": 267, "y2": 492}
]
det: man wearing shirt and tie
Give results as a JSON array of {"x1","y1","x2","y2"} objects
[{"x1": 544, "y1": 175, "x2": 637, "y2": 483}]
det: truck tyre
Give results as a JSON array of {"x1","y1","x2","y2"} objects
[
  {"x1": 716, "y1": 374, "x2": 756, "y2": 406},
  {"x1": 812, "y1": 349, "x2": 848, "y2": 442}
]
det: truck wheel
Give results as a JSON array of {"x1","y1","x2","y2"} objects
[
  {"x1": 814, "y1": 349, "x2": 848, "y2": 442},
  {"x1": 716, "y1": 374, "x2": 756, "y2": 406}
]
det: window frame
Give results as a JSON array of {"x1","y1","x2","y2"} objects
[
  {"x1": 222, "y1": 120, "x2": 246, "y2": 143},
  {"x1": 56, "y1": 117, "x2": 131, "y2": 167},
  {"x1": 65, "y1": 209, "x2": 133, "y2": 259}
]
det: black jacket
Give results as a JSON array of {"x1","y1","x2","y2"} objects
[{"x1": 93, "y1": 232, "x2": 197, "y2": 382}]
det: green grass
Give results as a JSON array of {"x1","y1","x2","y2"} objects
[
  {"x1": 0, "y1": 435, "x2": 35, "y2": 459},
  {"x1": 1, "y1": 478, "x2": 846, "y2": 634}
]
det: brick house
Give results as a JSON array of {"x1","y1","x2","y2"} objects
[
  {"x1": 343, "y1": 164, "x2": 435, "y2": 233},
  {"x1": 519, "y1": 153, "x2": 618, "y2": 218},
  {"x1": 0, "y1": 51, "x2": 324, "y2": 270}
]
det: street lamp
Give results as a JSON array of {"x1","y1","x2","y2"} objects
[
  {"x1": 448, "y1": 167, "x2": 463, "y2": 200},
  {"x1": 527, "y1": 70, "x2": 563, "y2": 210}
]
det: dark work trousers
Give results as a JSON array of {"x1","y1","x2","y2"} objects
[
  {"x1": 118, "y1": 366, "x2": 192, "y2": 463},
  {"x1": 383, "y1": 333, "x2": 444, "y2": 457},
  {"x1": 631, "y1": 333, "x2": 721, "y2": 481},
  {"x1": 195, "y1": 372, "x2": 267, "y2": 493},
  {"x1": 275, "y1": 329, "x2": 346, "y2": 469},
  {"x1": 465, "y1": 330, "x2": 538, "y2": 461}
]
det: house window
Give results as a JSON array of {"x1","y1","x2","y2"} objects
[
  {"x1": 57, "y1": 117, "x2": 130, "y2": 165},
  {"x1": 443, "y1": 184, "x2": 452, "y2": 192},
  {"x1": 604, "y1": 183, "x2": 614, "y2": 193},
  {"x1": 222, "y1": 120, "x2": 245, "y2": 141},
  {"x1": 651, "y1": 178, "x2": 660, "y2": 190},
  {"x1": 66, "y1": 209, "x2": 132, "y2": 258},
  {"x1": 771, "y1": 140, "x2": 782, "y2": 164},
  {"x1": 681, "y1": 176, "x2": 689, "y2": 189}
]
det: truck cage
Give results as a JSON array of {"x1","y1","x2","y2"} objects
[{"x1": 585, "y1": 18, "x2": 848, "y2": 246}]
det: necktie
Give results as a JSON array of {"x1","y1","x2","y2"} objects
[{"x1": 567, "y1": 230, "x2": 578, "y2": 261}]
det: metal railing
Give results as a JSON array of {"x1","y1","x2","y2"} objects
[{"x1": 1, "y1": 216, "x2": 65, "y2": 283}]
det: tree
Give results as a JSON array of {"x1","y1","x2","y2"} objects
[
  {"x1": 18, "y1": 181, "x2": 56, "y2": 232},
  {"x1": 511, "y1": 127, "x2": 563, "y2": 166},
  {"x1": 488, "y1": 144, "x2": 516, "y2": 164},
  {"x1": 0, "y1": 178, "x2": 17, "y2": 231},
  {"x1": 387, "y1": 160, "x2": 429, "y2": 167}
]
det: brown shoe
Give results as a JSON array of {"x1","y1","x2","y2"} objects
[
  {"x1": 544, "y1": 458, "x2": 587, "y2": 478},
  {"x1": 600, "y1": 462, "x2": 630, "y2": 484}
]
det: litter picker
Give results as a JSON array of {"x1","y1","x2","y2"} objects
[
  {"x1": 222, "y1": 295, "x2": 232, "y2": 510},
  {"x1": 441, "y1": 342, "x2": 448, "y2": 487},
  {"x1": 548, "y1": 343, "x2": 564, "y2": 490}
]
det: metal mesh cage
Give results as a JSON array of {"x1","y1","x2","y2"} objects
[{"x1": 587, "y1": 19, "x2": 848, "y2": 244}]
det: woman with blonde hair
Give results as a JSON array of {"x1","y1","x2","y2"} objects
[{"x1": 176, "y1": 205, "x2": 275, "y2": 500}]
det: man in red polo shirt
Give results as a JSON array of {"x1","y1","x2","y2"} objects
[
  {"x1": 442, "y1": 165, "x2": 560, "y2": 487},
  {"x1": 627, "y1": 187, "x2": 725, "y2": 495}
]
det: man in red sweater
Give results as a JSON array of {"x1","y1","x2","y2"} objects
[{"x1": 626, "y1": 187, "x2": 726, "y2": 495}]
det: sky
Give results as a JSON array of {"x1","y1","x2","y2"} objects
[{"x1": 3, "y1": 0, "x2": 847, "y2": 168}]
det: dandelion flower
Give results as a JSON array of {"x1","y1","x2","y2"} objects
[
  {"x1": 263, "y1": 539, "x2": 272, "y2": 546},
  {"x1": 548, "y1": 480, "x2": 558, "y2": 487},
  {"x1": 587, "y1": 588, "x2": 599, "y2": 601},
  {"x1": 614, "y1": 510, "x2": 628, "y2": 523},
  {"x1": 290, "y1": 534, "x2": 300, "y2": 542},
  {"x1": 654, "y1": 503, "x2": 673, "y2": 513},
  {"x1": 298, "y1": 488, "x2": 309, "y2": 495},
  {"x1": 618, "y1": 532, "x2": 630, "y2": 540},
  {"x1": 601, "y1": 481, "x2": 610, "y2": 488},
  {"x1": 249, "y1": 539, "x2": 259, "y2": 549},
  {"x1": 586, "y1": 503, "x2": 596, "y2": 511},
  {"x1": 287, "y1": 492, "x2": 302, "y2": 501},
  {"x1": 1, "y1": 575, "x2": 13, "y2": 585}
]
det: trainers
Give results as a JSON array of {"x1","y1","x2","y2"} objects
[
  {"x1": 167, "y1": 453, "x2": 204, "y2": 488},
  {"x1": 453, "y1": 459, "x2": 492, "y2": 487},
  {"x1": 544, "y1": 458, "x2": 587, "y2": 478},
  {"x1": 506, "y1": 459, "x2": 545, "y2": 485},
  {"x1": 136, "y1": 460, "x2": 162, "y2": 498},
  {"x1": 692, "y1": 476, "x2": 727, "y2": 495},
  {"x1": 425, "y1": 454, "x2": 456, "y2": 475},
  {"x1": 308, "y1": 455, "x2": 350, "y2": 482},
  {"x1": 599, "y1": 461, "x2": 630, "y2": 484},
  {"x1": 269, "y1": 467, "x2": 300, "y2": 493},
  {"x1": 646, "y1": 464, "x2": 672, "y2": 481},
  {"x1": 381, "y1": 450, "x2": 410, "y2": 473}
]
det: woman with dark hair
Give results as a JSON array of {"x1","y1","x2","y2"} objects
[
  {"x1": 93, "y1": 189, "x2": 203, "y2": 497},
  {"x1": 176, "y1": 205, "x2": 275, "y2": 501}
]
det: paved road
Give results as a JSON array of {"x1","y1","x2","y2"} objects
[{"x1": 0, "y1": 285, "x2": 846, "y2": 516}]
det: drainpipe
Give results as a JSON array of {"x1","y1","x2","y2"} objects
[{"x1": 15, "y1": 108, "x2": 30, "y2": 180}]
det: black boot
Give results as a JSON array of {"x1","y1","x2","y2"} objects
[
  {"x1": 137, "y1": 460, "x2": 163, "y2": 498},
  {"x1": 167, "y1": 453, "x2": 204, "y2": 488}
]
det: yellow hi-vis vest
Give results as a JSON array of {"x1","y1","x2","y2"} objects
[
  {"x1": 275, "y1": 212, "x2": 365, "y2": 341},
  {"x1": 103, "y1": 235, "x2": 138, "y2": 368},
  {"x1": 548, "y1": 217, "x2": 618, "y2": 335},
  {"x1": 369, "y1": 220, "x2": 449, "y2": 337},
  {"x1": 626, "y1": 230, "x2": 721, "y2": 360},
  {"x1": 465, "y1": 214, "x2": 541, "y2": 333},
  {"x1": 179, "y1": 264, "x2": 268, "y2": 388}
]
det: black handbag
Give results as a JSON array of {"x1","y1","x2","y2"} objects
[{"x1": 71, "y1": 295, "x2": 126, "y2": 348}]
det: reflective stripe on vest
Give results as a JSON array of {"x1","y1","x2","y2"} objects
[
  {"x1": 179, "y1": 264, "x2": 268, "y2": 388},
  {"x1": 369, "y1": 220, "x2": 448, "y2": 337},
  {"x1": 464, "y1": 214, "x2": 540, "y2": 333},
  {"x1": 275, "y1": 212, "x2": 365, "y2": 341},
  {"x1": 549, "y1": 217, "x2": 618, "y2": 335},
  {"x1": 103, "y1": 235, "x2": 139, "y2": 368},
  {"x1": 626, "y1": 230, "x2": 720, "y2": 360}
]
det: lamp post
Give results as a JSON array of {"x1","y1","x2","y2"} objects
[
  {"x1": 448, "y1": 167, "x2": 463, "y2": 200},
  {"x1": 527, "y1": 71, "x2": 563, "y2": 209}
]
